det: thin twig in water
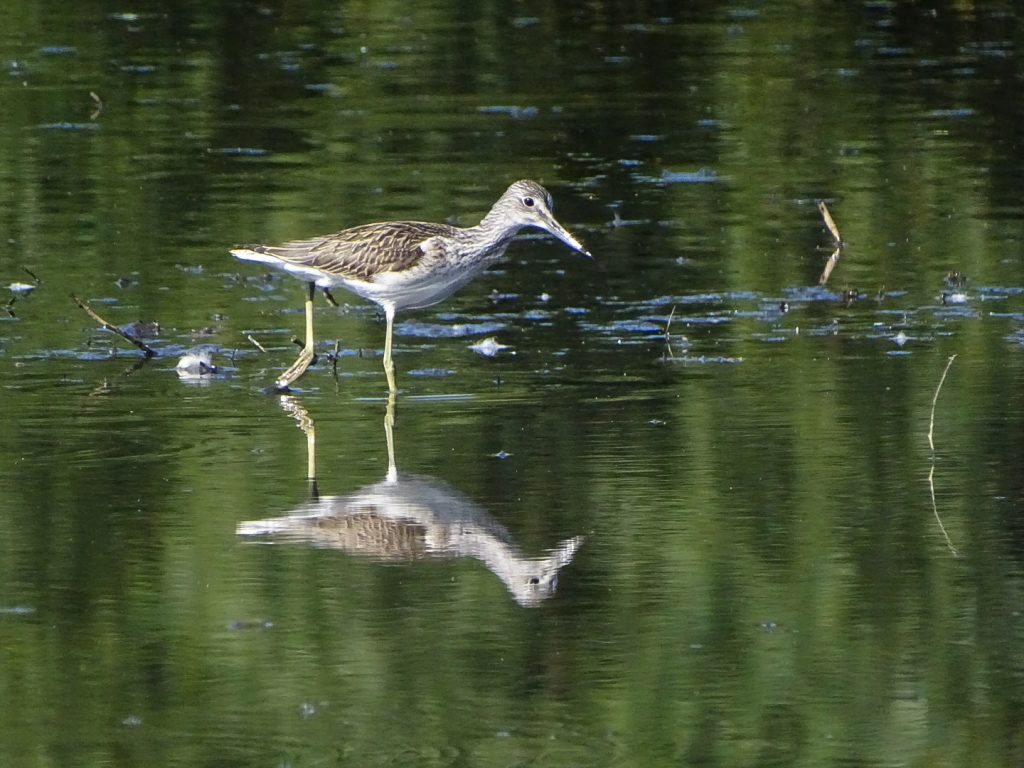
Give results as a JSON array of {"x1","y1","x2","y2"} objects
[
  {"x1": 330, "y1": 340, "x2": 341, "y2": 377},
  {"x1": 89, "y1": 91, "x2": 104, "y2": 120},
  {"x1": 246, "y1": 334, "x2": 267, "y2": 354},
  {"x1": 817, "y1": 201, "x2": 845, "y2": 286},
  {"x1": 928, "y1": 354, "x2": 957, "y2": 453},
  {"x1": 23, "y1": 266, "x2": 41, "y2": 285},
  {"x1": 818, "y1": 246, "x2": 842, "y2": 286},
  {"x1": 71, "y1": 294, "x2": 157, "y2": 357},
  {"x1": 927, "y1": 353, "x2": 959, "y2": 556},
  {"x1": 928, "y1": 464, "x2": 959, "y2": 556},
  {"x1": 663, "y1": 304, "x2": 677, "y2": 359},
  {"x1": 817, "y1": 200, "x2": 842, "y2": 246}
]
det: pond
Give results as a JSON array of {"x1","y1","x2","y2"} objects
[{"x1": 1, "y1": 2, "x2": 1022, "y2": 766}]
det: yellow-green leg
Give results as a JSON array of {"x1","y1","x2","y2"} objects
[
  {"x1": 382, "y1": 303, "x2": 397, "y2": 394},
  {"x1": 279, "y1": 394, "x2": 318, "y2": 497},
  {"x1": 276, "y1": 281, "x2": 317, "y2": 390},
  {"x1": 384, "y1": 391, "x2": 397, "y2": 483}
]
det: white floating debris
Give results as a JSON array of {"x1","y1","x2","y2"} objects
[
  {"x1": 176, "y1": 349, "x2": 217, "y2": 378},
  {"x1": 892, "y1": 331, "x2": 909, "y2": 347},
  {"x1": 469, "y1": 336, "x2": 511, "y2": 357},
  {"x1": 8, "y1": 282, "x2": 35, "y2": 295}
]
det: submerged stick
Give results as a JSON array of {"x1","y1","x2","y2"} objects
[
  {"x1": 71, "y1": 294, "x2": 157, "y2": 358},
  {"x1": 330, "y1": 339, "x2": 341, "y2": 377},
  {"x1": 246, "y1": 334, "x2": 268, "y2": 354},
  {"x1": 928, "y1": 354, "x2": 957, "y2": 453},
  {"x1": 89, "y1": 91, "x2": 104, "y2": 120},
  {"x1": 818, "y1": 246, "x2": 842, "y2": 286},
  {"x1": 817, "y1": 200, "x2": 842, "y2": 246},
  {"x1": 928, "y1": 464, "x2": 959, "y2": 556},
  {"x1": 662, "y1": 304, "x2": 677, "y2": 360},
  {"x1": 927, "y1": 353, "x2": 959, "y2": 556},
  {"x1": 817, "y1": 201, "x2": 844, "y2": 286}
]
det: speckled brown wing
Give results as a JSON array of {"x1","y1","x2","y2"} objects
[{"x1": 256, "y1": 221, "x2": 456, "y2": 281}]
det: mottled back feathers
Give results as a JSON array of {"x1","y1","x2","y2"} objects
[{"x1": 251, "y1": 220, "x2": 458, "y2": 281}]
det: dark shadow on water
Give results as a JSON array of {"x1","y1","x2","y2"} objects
[{"x1": 237, "y1": 395, "x2": 583, "y2": 607}]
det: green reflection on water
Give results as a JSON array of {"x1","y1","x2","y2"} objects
[{"x1": 1, "y1": 1, "x2": 1023, "y2": 767}]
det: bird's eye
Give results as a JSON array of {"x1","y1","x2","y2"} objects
[{"x1": 523, "y1": 196, "x2": 535, "y2": 207}]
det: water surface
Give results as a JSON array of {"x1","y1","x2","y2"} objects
[{"x1": 1, "y1": 2, "x2": 1023, "y2": 766}]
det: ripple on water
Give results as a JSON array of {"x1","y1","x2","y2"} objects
[
  {"x1": 477, "y1": 105, "x2": 539, "y2": 119},
  {"x1": 664, "y1": 354, "x2": 743, "y2": 365},
  {"x1": 579, "y1": 318, "x2": 666, "y2": 336},
  {"x1": 631, "y1": 168, "x2": 720, "y2": 185},
  {"x1": 0, "y1": 606, "x2": 35, "y2": 616},
  {"x1": 398, "y1": 320, "x2": 507, "y2": 338},
  {"x1": 406, "y1": 368, "x2": 456, "y2": 379},
  {"x1": 38, "y1": 122, "x2": 99, "y2": 132}
]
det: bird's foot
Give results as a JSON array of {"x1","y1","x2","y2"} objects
[{"x1": 275, "y1": 345, "x2": 317, "y2": 391}]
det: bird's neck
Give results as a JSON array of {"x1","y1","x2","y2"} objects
[
  {"x1": 457, "y1": 211, "x2": 522, "y2": 260},
  {"x1": 479, "y1": 206, "x2": 525, "y2": 235}
]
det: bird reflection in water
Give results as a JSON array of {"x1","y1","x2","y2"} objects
[{"x1": 237, "y1": 397, "x2": 583, "y2": 607}]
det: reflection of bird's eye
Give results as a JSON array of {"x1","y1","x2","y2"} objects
[
  {"x1": 523, "y1": 197, "x2": 535, "y2": 207},
  {"x1": 529, "y1": 576, "x2": 540, "y2": 585}
]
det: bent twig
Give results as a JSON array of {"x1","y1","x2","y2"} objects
[
  {"x1": 927, "y1": 353, "x2": 959, "y2": 556},
  {"x1": 71, "y1": 294, "x2": 157, "y2": 357},
  {"x1": 928, "y1": 354, "x2": 957, "y2": 452},
  {"x1": 817, "y1": 201, "x2": 844, "y2": 286}
]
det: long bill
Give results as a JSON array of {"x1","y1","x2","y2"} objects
[{"x1": 539, "y1": 211, "x2": 592, "y2": 259}]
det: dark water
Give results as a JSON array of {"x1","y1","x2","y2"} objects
[{"x1": 2, "y1": 2, "x2": 1023, "y2": 766}]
